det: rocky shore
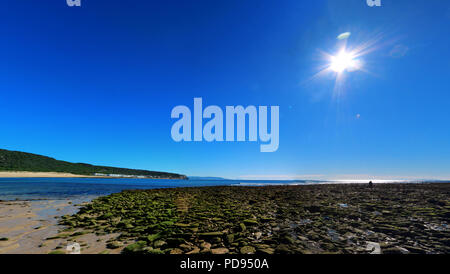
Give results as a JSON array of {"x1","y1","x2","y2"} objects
[{"x1": 59, "y1": 183, "x2": 450, "y2": 254}]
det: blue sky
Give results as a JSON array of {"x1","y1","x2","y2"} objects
[{"x1": 1, "y1": 0, "x2": 449, "y2": 180}]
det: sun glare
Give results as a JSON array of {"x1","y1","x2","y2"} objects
[
  {"x1": 329, "y1": 50, "x2": 358, "y2": 73},
  {"x1": 306, "y1": 31, "x2": 383, "y2": 98}
]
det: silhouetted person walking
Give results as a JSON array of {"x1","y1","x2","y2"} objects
[{"x1": 369, "y1": 181, "x2": 373, "y2": 188}]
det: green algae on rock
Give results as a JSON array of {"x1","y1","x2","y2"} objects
[{"x1": 60, "y1": 184, "x2": 450, "y2": 254}]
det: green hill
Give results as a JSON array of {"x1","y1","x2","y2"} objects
[{"x1": 0, "y1": 149, "x2": 187, "y2": 179}]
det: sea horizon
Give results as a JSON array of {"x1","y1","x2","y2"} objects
[{"x1": 0, "y1": 177, "x2": 448, "y2": 201}]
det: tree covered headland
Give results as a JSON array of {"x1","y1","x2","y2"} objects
[{"x1": 0, "y1": 149, "x2": 187, "y2": 179}]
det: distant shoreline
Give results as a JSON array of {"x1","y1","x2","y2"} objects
[
  {"x1": 0, "y1": 171, "x2": 177, "y2": 179},
  {"x1": 0, "y1": 171, "x2": 107, "y2": 178},
  {"x1": 0, "y1": 149, "x2": 188, "y2": 180}
]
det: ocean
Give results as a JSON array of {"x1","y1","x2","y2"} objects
[{"x1": 0, "y1": 177, "x2": 433, "y2": 201}]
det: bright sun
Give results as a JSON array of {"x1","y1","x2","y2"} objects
[{"x1": 329, "y1": 50, "x2": 359, "y2": 73}]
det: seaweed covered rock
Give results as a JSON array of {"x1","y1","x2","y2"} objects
[{"x1": 61, "y1": 184, "x2": 450, "y2": 254}]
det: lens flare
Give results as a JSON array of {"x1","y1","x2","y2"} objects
[
  {"x1": 329, "y1": 50, "x2": 358, "y2": 73},
  {"x1": 303, "y1": 31, "x2": 385, "y2": 99}
]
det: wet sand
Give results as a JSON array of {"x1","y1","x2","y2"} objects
[{"x1": 0, "y1": 198, "x2": 121, "y2": 254}]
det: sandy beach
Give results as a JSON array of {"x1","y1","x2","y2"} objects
[
  {"x1": 0, "y1": 171, "x2": 102, "y2": 178},
  {"x1": 0, "y1": 199, "x2": 122, "y2": 254}
]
